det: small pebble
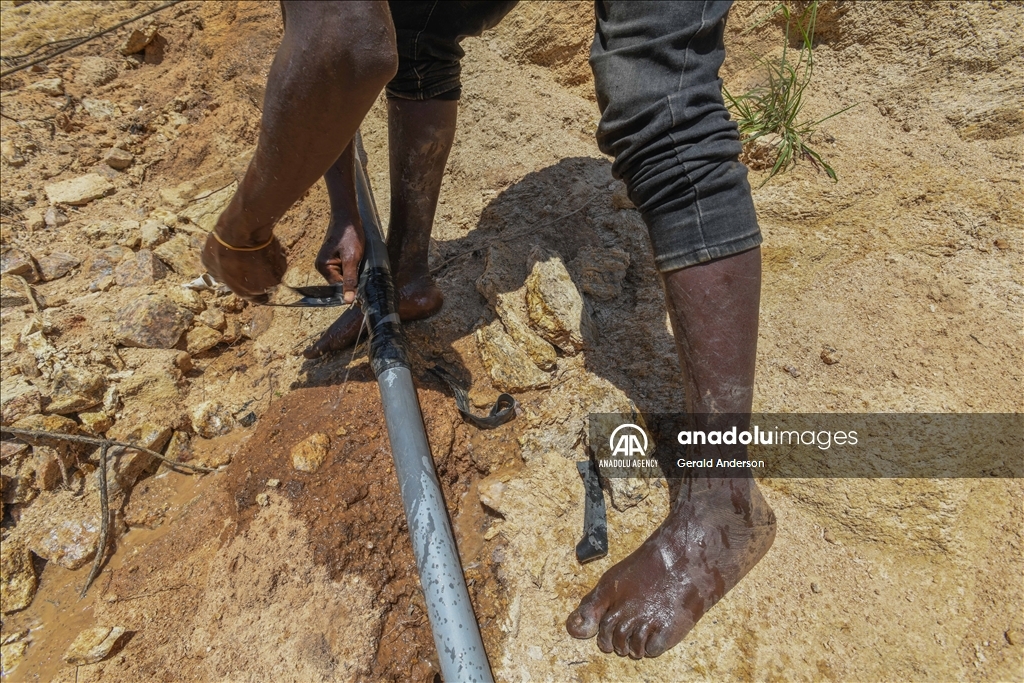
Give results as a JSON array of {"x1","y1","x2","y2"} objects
[
  {"x1": 336, "y1": 426, "x2": 347, "y2": 436},
  {"x1": 256, "y1": 493, "x2": 270, "y2": 507},
  {"x1": 266, "y1": 479, "x2": 280, "y2": 488},
  {"x1": 811, "y1": 582, "x2": 822, "y2": 594},
  {"x1": 823, "y1": 529, "x2": 837, "y2": 544}
]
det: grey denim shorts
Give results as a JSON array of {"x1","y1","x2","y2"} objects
[
  {"x1": 383, "y1": 0, "x2": 760, "y2": 273},
  {"x1": 591, "y1": 0, "x2": 761, "y2": 272}
]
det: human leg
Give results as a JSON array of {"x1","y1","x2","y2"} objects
[
  {"x1": 304, "y1": 0, "x2": 518, "y2": 358},
  {"x1": 202, "y1": 0, "x2": 397, "y2": 301},
  {"x1": 566, "y1": 0, "x2": 775, "y2": 658}
]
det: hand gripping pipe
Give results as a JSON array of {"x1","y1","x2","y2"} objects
[{"x1": 351, "y1": 134, "x2": 495, "y2": 683}]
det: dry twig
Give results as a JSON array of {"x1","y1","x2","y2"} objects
[
  {"x1": 80, "y1": 444, "x2": 110, "y2": 598},
  {"x1": 2, "y1": 425, "x2": 217, "y2": 598},
  {"x1": 0, "y1": 426, "x2": 217, "y2": 473}
]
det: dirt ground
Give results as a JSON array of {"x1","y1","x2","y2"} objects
[{"x1": 1, "y1": 1, "x2": 1021, "y2": 682}]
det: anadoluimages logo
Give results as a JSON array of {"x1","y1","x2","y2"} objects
[{"x1": 609, "y1": 423, "x2": 648, "y2": 457}]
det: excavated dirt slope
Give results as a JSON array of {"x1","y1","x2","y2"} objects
[{"x1": 1, "y1": 1, "x2": 1021, "y2": 681}]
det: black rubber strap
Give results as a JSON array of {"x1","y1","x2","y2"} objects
[
  {"x1": 428, "y1": 365, "x2": 518, "y2": 430},
  {"x1": 575, "y1": 459, "x2": 609, "y2": 564}
]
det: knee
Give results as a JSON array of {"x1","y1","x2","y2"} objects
[{"x1": 283, "y1": 2, "x2": 398, "y2": 89}]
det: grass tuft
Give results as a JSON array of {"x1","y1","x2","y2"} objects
[{"x1": 724, "y1": 1, "x2": 856, "y2": 186}]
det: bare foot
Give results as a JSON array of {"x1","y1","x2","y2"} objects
[
  {"x1": 302, "y1": 275, "x2": 443, "y2": 358},
  {"x1": 566, "y1": 477, "x2": 776, "y2": 659}
]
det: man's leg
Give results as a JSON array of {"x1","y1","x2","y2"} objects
[
  {"x1": 566, "y1": 248, "x2": 776, "y2": 659},
  {"x1": 202, "y1": 1, "x2": 397, "y2": 301},
  {"x1": 304, "y1": 99, "x2": 455, "y2": 359},
  {"x1": 303, "y1": 0, "x2": 518, "y2": 358},
  {"x1": 566, "y1": 0, "x2": 775, "y2": 658}
]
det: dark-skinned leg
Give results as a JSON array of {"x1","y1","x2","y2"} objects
[
  {"x1": 203, "y1": 1, "x2": 397, "y2": 301},
  {"x1": 566, "y1": 247, "x2": 776, "y2": 659},
  {"x1": 304, "y1": 98, "x2": 455, "y2": 359}
]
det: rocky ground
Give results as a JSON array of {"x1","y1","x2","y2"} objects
[{"x1": 1, "y1": 1, "x2": 1022, "y2": 681}]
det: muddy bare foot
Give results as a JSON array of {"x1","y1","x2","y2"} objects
[
  {"x1": 566, "y1": 477, "x2": 776, "y2": 659},
  {"x1": 302, "y1": 276, "x2": 443, "y2": 358}
]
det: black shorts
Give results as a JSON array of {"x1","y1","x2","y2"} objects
[{"x1": 387, "y1": 0, "x2": 519, "y2": 100}]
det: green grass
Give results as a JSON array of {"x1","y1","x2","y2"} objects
[{"x1": 723, "y1": 1, "x2": 856, "y2": 186}]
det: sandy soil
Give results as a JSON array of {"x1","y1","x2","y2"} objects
[{"x1": 1, "y1": 1, "x2": 1021, "y2": 681}]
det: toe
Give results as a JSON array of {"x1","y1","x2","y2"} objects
[
  {"x1": 644, "y1": 628, "x2": 668, "y2": 658},
  {"x1": 628, "y1": 623, "x2": 650, "y2": 660},
  {"x1": 596, "y1": 610, "x2": 619, "y2": 653},
  {"x1": 612, "y1": 619, "x2": 634, "y2": 658},
  {"x1": 566, "y1": 588, "x2": 607, "y2": 639}
]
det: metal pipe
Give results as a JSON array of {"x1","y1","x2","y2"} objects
[{"x1": 352, "y1": 133, "x2": 494, "y2": 683}]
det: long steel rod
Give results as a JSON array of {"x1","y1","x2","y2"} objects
[{"x1": 352, "y1": 133, "x2": 494, "y2": 683}]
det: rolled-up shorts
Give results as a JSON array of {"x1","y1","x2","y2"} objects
[{"x1": 387, "y1": 0, "x2": 761, "y2": 272}]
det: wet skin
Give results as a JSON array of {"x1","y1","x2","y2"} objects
[
  {"x1": 202, "y1": 0, "x2": 774, "y2": 660},
  {"x1": 567, "y1": 247, "x2": 775, "y2": 657}
]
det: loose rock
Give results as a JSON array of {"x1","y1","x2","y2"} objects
[
  {"x1": 78, "y1": 410, "x2": 113, "y2": 435},
  {"x1": 610, "y1": 181, "x2": 635, "y2": 209},
  {"x1": 476, "y1": 319, "x2": 552, "y2": 392},
  {"x1": 168, "y1": 285, "x2": 206, "y2": 313},
  {"x1": 75, "y1": 57, "x2": 118, "y2": 87},
  {"x1": 106, "y1": 422, "x2": 171, "y2": 494},
  {"x1": 36, "y1": 252, "x2": 80, "y2": 281},
  {"x1": 0, "y1": 539, "x2": 36, "y2": 614},
  {"x1": 570, "y1": 246, "x2": 630, "y2": 301},
  {"x1": 186, "y1": 324, "x2": 222, "y2": 355},
  {"x1": 46, "y1": 366, "x2": 106, "y2": 414},
  {"x1": 291, "y1": 432, "x2": 330, "y2": 473},
  {"x1": 154, "y1": 233, "x2": 204, "y2": 278},
  {"x1": 27, "y1": 77, "x2": 63, "y2": 96},
  {"x1": 114, "y1": 249, "x2": 168, "y2": 287},
  {"x1": 191, "y1": 400, "x2": 234, "y2": 439},
  {"x1": 496, "y1": 295, "x2": 557, "y2": 371},
  {"x1": 1, "y1": 140, "x2": 25, "y2": 167},
  {"x1": 198, "y1": 307, "x2": 226, "y2": 331},
  {"x1": 103, "y1": 147, "x2": 133, "y2": 170},
  {"x1": 44, "y1": 206, "x2": 68, "y2": 228},
  {"x1": 1, "y1": 249, "x2": 39, "y2": 283},
  {"x1": 115, "y1": 294, "x2": 192, "y2": 348},
  {"x1": 821, "y1": 346, "x2": 843, "y2": 365},
  {"x1": 525, "y1": 246, "x2": 592, "y2": 354},
  {"x1": 121, "y1": 26, "x2": 158, "y2": 55},
  {"x1": 32, "y1": 446, "x2": 64, "y2": 490},
  {"x1": 23, "y1": 208, "x2": 45, "y2": 231},
  {"x1": 81, "y1": 98, "x2": 120, "y2": 120},
  {"x1": 63, "y1": 627, "x2": 127, "y2": 665},
  {"x1": 1, "y1": 639, "x2": 28, "y2": 675},
  {"x1": 44, "y1": 173, "x2": 114, "y2": 206},
  {"x1": 162, "y1": 430, "x2": 192, "y2": 467},
  {"x1": 0, "y1": 277, "x2": 30, "y2": 308},
  {"x1": 1, "y1": 377, "x2": 41, "y2": 426},
  {"x1": 140, "y1": 220, "x2": 170, "y2": 248}
]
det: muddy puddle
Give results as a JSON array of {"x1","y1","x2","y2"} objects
[{"x1": 3, "y1": 462, "x2": 223, "y2": 683}]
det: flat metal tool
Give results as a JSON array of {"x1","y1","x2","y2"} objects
[
  {"x1": 576, "y1": 459, "x2": 608, "y2": 564},
  {"x1": 279, "y1": 283, "x2": 349, "y2": 307}
]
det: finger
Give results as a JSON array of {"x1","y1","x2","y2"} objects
[{"x1": 339, "y1": 225, "x2": 364, "y2": 304}]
